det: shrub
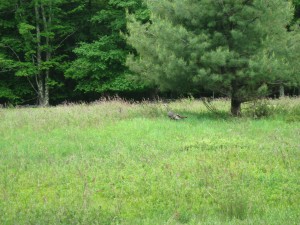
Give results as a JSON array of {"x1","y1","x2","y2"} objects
[
  {"x1": 243, "y1": 100, "x2": 274, "y2": 119},
  {"x1": 286, "y1": 105, "x2": 300, "y2": 122}
]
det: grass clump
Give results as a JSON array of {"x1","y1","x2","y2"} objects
[
  {"x1": 243, "y1": 99, "x2": 275, "y2": 119},
  {"x1": 0, "y1": 98, "x2": 299, "y2": 224},
  {"x1": 285, "y1": 104, "x2": 300, "y2": 122}
]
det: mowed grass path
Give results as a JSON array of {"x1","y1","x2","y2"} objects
[{"x1": 0, "y1": 99, "x2": 300, "y2": 224}]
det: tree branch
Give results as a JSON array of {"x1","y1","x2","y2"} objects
[
  {"x1": 53, "y1": 30, "x2": 77, "y2": 54},
  {"x1": 3, "y1": 45, "x2": 21, "y2": 62}
]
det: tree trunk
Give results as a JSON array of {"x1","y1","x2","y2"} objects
[
  {"x1": 35, "y1": 3, "x2": 50, "y2": 106},
  {"x1": 35, "y1": 3, "x2": 47, "y2": 106},
  {"x1": 231, "y1": 98, "x2": 242, "y2": 116},
  {"x1": 231, "y1": 82, "x2": 241, "y2": 116},
  {"x1": 279, "y1": 84, "x2": 285, "y2": 98},
  {"x1": 41, "y1": 3, "x2": 51, "y2": 106}
]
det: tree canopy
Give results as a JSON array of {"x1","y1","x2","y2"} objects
[
  {"x1": 65, "y1": 0, "x2": 149, "y2": 96},
  {"x1": 127, "y1": 0, "x2": 300, "y2": 115},
  {"x1": 0, "y1": 0, "x2": 299, "y2": 110}
]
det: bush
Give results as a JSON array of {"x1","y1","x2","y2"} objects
[
  {"x1": 286, "y1": 105, "x2": 300, "y2": 122},
  {"x1": 243, "y1": 100, "x2": 274, "y2": 119}
]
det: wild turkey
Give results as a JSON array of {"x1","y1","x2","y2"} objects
[{"x1": 164, "y1": 104, "x2": 187, "y2": 120}]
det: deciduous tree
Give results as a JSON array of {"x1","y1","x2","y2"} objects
[
  {"x1": 66, "y1": 0, "x2": 149, "y2": 97},
  {"x1": 0, "y1": 0, "x2": 87, "y2": 105}
]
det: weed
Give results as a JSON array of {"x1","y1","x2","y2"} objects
[
  {"x1": 243, "y1": 99, "x2": 274, "y2": 118},
  {"x1": 0, "y1": 98, "x2": 299, "y2": 224}
]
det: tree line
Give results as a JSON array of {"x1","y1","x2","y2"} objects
[
  {"x1": 0, "y1": 0, "x2": 148, "y2": 106},
  {"x1": 0, "y1": 0, "x2": 299, "y2": 115}
]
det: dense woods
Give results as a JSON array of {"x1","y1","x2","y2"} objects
[{"x1": 0, "y1": 0, "x2": 299, "y2": 110}]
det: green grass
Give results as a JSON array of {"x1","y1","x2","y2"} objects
[{"x1": 0, "y1": 98, "x2": 300, "y2": 224}]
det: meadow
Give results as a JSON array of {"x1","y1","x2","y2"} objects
[{"x1": 0, "y1": 98, "x2": 299, "y2": 224}]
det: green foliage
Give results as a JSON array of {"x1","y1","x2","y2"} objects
[
  {"x1": 66, "y1": 0, "x2": 149, "y2": 96},
  {"x1": 286, "y1": 105, "x2": 300, "y2": 122},
  {"x1": 244, "y1": 100, "x2": 275, "y2": 119},
  {"x1": 0, "y1": 86, "x2": 18, "y2": 101},
  {"x1": 0, "y1": 0, "x2": 105, "y2": 105},
  {"x1": 0, "y1": 0, "x2": 299, "y2": 105},
  {"x1": 127, "y1": 0, "x2": 299, "y2": 115},
  {"x1": 292, "y1": 0, "x2": 300, "y2": 23}
]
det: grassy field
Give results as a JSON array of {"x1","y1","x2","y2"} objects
[{"x1": 0, "y1": 98, "x2": 300, "y2": 224}]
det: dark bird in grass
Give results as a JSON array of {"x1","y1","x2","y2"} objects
[{"x1": 164, "y1": 104, "x2": 187, "y2": 120}]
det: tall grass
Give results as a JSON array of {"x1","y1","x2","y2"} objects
[{"x1": 0, "y1": 98, "x2": 299, "y2": 224}]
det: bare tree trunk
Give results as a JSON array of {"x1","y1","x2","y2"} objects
[
  {"x1": 279, "y1": 84, "x2": 285, "y2": 98},
  {"x1": 35, "y1": 3, "x2": 47, "y2": 106},
  {"x1": 41, "y1": 3, "x2": 51, "y2": 106}
]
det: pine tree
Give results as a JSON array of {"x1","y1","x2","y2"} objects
[{"x1": 127, "y1": 0, "x2": 298, "y2": 115}]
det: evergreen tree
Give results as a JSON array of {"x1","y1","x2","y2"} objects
[
  {"x1": 278, "y1": 0, "x2": 300, "y2": 97},
  {"x1": 127, "y1": 0, "x2": 298, "y2": 115},
  {"x1": 293, "y1": 0, "x2": 300, "y2": 22}
]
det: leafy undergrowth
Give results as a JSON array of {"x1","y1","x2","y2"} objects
[{"x1": 0, "y1": 98, "x2": 299, "y2": 224}]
